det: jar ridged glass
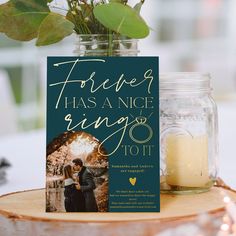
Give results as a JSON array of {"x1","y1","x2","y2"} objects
[
  {"x1": 74, "y1": 34, "x2": 139, "y2": 56},
  {"x1": 160, "y1": 73, "x2": 218, "y2": 194}
]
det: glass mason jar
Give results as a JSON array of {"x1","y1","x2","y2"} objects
[
  {"x1": 160, "y1": 73, "x2": 218, "y2": 194},
  {"x1": 74, "y1": 34, "x2": 139, "y2": 56}
]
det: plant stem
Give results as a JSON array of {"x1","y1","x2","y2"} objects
[
  {"x1": 67, "y1": 0, "x2": 81, "y2": 33},
  {"x1": 67, "y1": 0, "x2": 92, "y2": 34},
  {"x1": 108, "y1": 30, "x2": 113, "y2": 56},
  {"x1": 77, "y1": 1, "x2": 93, "y2": 34}
]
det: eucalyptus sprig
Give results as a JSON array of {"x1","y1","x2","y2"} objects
[{"x1": 0, "y1": 0, "x2": 149, "y2": 46}]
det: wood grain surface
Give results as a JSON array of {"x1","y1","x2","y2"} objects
[
  {"x1": 0, "y1": 187, "x2": 235, "y2": 223},
  {"x1": 0, "y1": 182, "x2": 235, "y2": 236}
]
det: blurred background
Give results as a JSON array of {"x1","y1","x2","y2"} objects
[{"x1": 0, "y1": 0, "x2": 236, "y2": 193}]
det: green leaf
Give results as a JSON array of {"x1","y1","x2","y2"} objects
[
  {"x1": 36, "y1": 13, "x2": 74, "y2": 46},
  {"x1": 109, "y1": 0, "x2": 123, "y2": 3},
  {"x1": 93, "y1": 2, "x2": 149, "y2": 39},
  {"x1": 0, "y1": 3, "x2": 17, "y2": 32},
  {"x1": 6, "y1": 12, "x2": 49, "y2": 41},
  {"x1": 10, "y1": 0, "x2": 49, "y2": 13},
  {"x1": 0, "y1": 0, "x2": 50, "y2": 40}
]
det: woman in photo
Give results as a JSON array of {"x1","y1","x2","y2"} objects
[{"x1": 63, "y1": 164, "x2": 85, "y2": 212}]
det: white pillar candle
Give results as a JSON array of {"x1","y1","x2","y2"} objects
[{"x1": 166, "y1": 134, "x2": 209, "y2": 187}]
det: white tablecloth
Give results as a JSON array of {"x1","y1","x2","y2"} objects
[
  {"x1": 0, "y1": 130, "x2": 45, "y2": 195},
  {"x1": 0, "y1": 101, "x2": 236, "y2": 195}
]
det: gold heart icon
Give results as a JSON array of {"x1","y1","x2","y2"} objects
[{"x1": 129, "y1": 177, "x2": 137, "y2": 186}]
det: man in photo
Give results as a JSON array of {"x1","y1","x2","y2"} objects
[{"x1": 72, "y1": 158, "x2": 98, "y2": 212}]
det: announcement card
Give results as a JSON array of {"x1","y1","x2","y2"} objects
[{"x1": 46, "y1": 57, "x2": 160, "y2": 212}]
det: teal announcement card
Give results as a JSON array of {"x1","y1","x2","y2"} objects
[{"x1": 46, "y1": 57, "x2": 160, "y2": 212}]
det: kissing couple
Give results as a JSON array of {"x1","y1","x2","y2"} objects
[{"x1": 63, "y1": 158, "x2": 98, "y2": 212}]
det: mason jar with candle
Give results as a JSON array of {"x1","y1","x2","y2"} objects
[{"x1": 160, "y1": 73, "x2": 218, "y2": 194}]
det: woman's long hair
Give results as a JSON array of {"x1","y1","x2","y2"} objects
[{"x1": 63, "y1": 164, "x2": 73, "y2": 180}]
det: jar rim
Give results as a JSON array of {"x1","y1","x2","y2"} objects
[
  {"x1": 160, "y1": 72, "x2": 212, "y2": 95},
  {"x1": 160, "y1": 72, "x2": 210, "y2": 82}
]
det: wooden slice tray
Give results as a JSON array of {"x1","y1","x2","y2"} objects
[{"x1": 0, "y1": 184, "x2": 235, "y2": 236}]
